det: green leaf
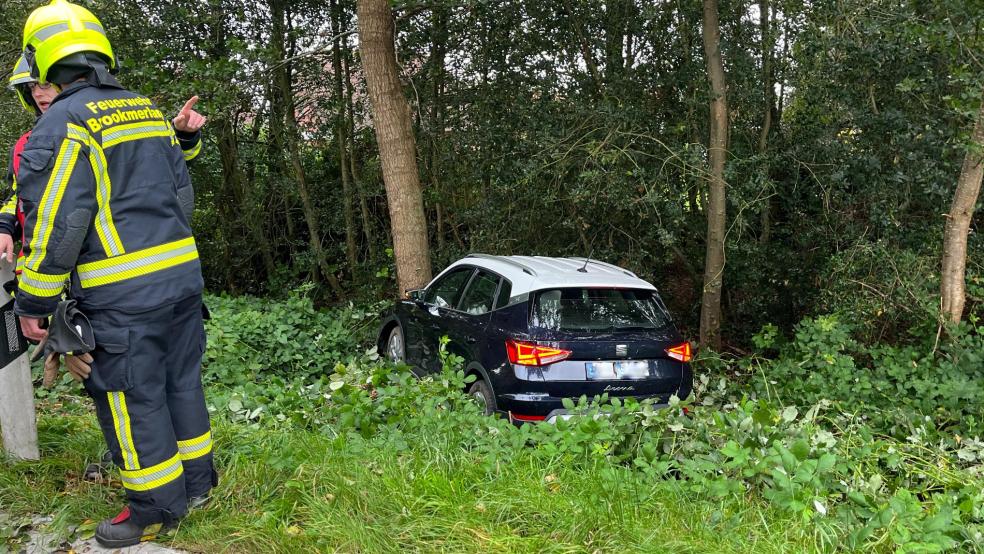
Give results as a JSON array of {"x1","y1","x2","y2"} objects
[{"x1": 790, "y1": 439, "x2": 811, "y2": 461}]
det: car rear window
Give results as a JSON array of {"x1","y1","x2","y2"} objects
[{"x1": 530, "y1": 288, "x2": 672, "y2": 332}]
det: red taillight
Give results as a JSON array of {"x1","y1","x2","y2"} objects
[
  {"x1": 506, "y1": 340, "x2": 572, "y2": 366},
  {"x1": 665, "y1": 342, "x2": 693, "y2": 363},
  {"x1": 510, "y1": 412, "x2": 547, "y2": 422}
]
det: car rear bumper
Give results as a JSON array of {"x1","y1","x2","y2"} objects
[
  {"x1": 541, "y1": 404, "x2": 671, "y2": 423},
  {"x1": 497, "y1": 391, "x2": 682, "y2": 420},
  {"x1": 495, "y1": 364, "x2": 692, "y2": 419}
]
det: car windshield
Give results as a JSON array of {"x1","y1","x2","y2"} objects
[{"x1": 530, "y1": 288, "x2": 672, "y2": 333}]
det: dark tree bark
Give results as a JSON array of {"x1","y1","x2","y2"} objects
[
  {"x1": 941, "y1": 92, "x2": 984, "y2": 324},
  {"x1": 357, "y1": 0, "x2": 433, "y2": 293},
  {"x1": 429, "y1": 5, "x2": 449, "y2": 253},
  {"x1": 270, "y1": 0, "x2": 343, "y2": 296},
  {"x1": 758, "y1": 0, "x2": 774, "y2": 244},
  {"x1": 700, "y1": 0, "x2": 729, "y2": 350},
  {"x1": 216, "y1": 116, "x2": 277, "y2": 278},
  {"x1": 331, "y1": 0, "x2": 358, "y2": 272},
  {"x1": 342, "y1": 35, "x2": 377, "y2": 263}
]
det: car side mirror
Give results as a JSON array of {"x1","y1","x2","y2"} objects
[{"x1": 406, "y1": 289, "x2": 425, "y2": 303}]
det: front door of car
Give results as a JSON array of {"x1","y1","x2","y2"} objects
[
  {"x1": 400, "y1": 291, "x2": 429, "y2": 370},
  {"x1": 417, "y1": 267, "x2": 475, "y2": 373},
  {"x1": 440, "y1": 270, "x2": 502, "y2": 371}
]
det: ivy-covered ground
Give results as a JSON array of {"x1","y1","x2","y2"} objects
[{"x1": 1, "y1": 293, "x2": 982, "y2": 553}]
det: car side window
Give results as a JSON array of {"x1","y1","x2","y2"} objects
[
  {"x1": 494, "y1": 279, "x2": 512, "y2": 310},
  {"x1": 423, "y1": 268, "x2": 474, "y2": 308},
  {"x1": 458, "y1": 270, "x2": 501, "y2": 315}
]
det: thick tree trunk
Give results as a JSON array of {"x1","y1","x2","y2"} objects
[
  {"x1": 357, "y1": 0, "x2": 432, "y2": 293},
  {"x1": 331, "y1": 0, "x2": 358, "y2": 272},
  {"x1": 700, "y1": 0, "x2": 729, "y2": 351},
  {"x1": 758, "y1": 0, "x2": 773, "y2": 244},
  {"x1": 941, "y1": 94, "x2": 984, "y2": 324}
]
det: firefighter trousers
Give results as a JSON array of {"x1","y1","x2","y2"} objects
[{"x1": 82, "y1": 294, "x2": 215, "y2": 526}]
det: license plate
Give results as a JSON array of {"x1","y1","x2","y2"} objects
[
  {"x1": 586, "y1": 362, "x2": 617, "y2": 379},
  {"x1": 615, "y1": 361, "x2": 650, "y2": 379},
  {"x1": 586, "y1": 361, "x2": 650, "y2": 380}
]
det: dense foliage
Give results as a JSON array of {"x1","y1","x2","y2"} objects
[{"x1": 1, "y1": 0, "x2": 980, "y2": 345}]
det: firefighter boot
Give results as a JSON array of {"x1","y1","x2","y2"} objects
[{"x1": 95, "y1": 506, "x2": 172, "y2": 548}]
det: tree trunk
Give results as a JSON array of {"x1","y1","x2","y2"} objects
[
  {"x1": 699, "y1": 0, "x2": 729, "y2": 351},
  {"x1": 216, "y1": 116, "x2": 278, "y2": 278},
  {"x1": 357, "y1": 0, "x2": 432, "y2": 293},
  {"x1": 263, "y1": 80, "x2": 296, "y2": 258},
  {"x1": 758, "y1": 0, "x2": 773, "y2": 244},
  {"x1": 342, "y1": 32, "x2": 377, "y2": 263},
  {"x1": 331, "y1": 0, "x2": 358, "y2": 272},
  {"x1": 941, "y1": 93, "x2": 984, "y2": 324},
  {"x1": 271, "y1": 0, "x2": 343, "y2": 296},
  {"x1": 429, "y1": 6, "x2": 449, "y2": 253}
]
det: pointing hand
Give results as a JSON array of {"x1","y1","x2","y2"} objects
[{"x1": 172, "y1": 95, "x2": 207, "y2": 133}]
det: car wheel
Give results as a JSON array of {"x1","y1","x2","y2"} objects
[
  {"x1": 386, "y1": 326, "x2": 406, "y2": 362},
  {"x1": 468, "y1": 378, "x2": 495, "y2": 416}
]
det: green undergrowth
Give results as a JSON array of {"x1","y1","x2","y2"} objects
[
  {"x1": 3, "y1": 293, "x2": 983, "y2": 552},
  {"x1": 1, "y1": 411, "x2": 824, "y2": 553}
]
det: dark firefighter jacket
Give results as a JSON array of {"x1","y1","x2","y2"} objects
[
  {"x1": 13, "y1": 77, "x2": 203, "y2": 318},
  {"x1": 1, "y1": 121, "x2": 202, "y2": 238}
]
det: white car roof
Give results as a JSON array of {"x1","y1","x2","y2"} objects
[{"x1": 433, "y1": 254, "x2": 657, "y2": 297}]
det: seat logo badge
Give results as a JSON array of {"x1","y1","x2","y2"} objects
[{"x1": 616, "y1": 344, "x2": 628, "y2": 357}]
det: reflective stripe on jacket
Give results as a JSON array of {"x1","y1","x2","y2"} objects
[{"x1": 14, "y1": 79, "x2": 202, "y2": 317}]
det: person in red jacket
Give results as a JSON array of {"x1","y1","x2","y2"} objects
[{"x1": 1, "y1": 54, "x2": 58, "y2": 270}]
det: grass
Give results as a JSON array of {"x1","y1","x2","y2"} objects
[{"x1": 1, "y1": 400, "x2": 826, "y2": 553}]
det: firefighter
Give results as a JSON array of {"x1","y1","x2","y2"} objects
[
  {"x1": 4, "y1": 54, "x2": 209, "y2": 482},
  {"x1": 14, "y1": 0, "x2": 215, "y2": 547},
  {"x1": 3, "y1": 55, "x2": 207, "y2": 274}
]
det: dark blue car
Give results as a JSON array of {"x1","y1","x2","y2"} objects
[{"x1": 377, "y1": 254, "x2": 693, "y2": 422}]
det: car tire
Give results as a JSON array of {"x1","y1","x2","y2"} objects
[
  {"x1": 385, "y1": 325, "x2": 406, "y2": 362},
  {"x1": 468, "y1": 377, "x2": 495, "y2": 416}
]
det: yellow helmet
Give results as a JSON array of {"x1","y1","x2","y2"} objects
[
  {"x1": 22, "y1": 0, "x2": 115, "y2": 84},
  {"x1": 8, "y1": 54, "x2": 38, "y2": 113}
]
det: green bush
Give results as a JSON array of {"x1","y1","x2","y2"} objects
[
  {"x1": 202, "y1": 290, "x2": 387, "y2": 385},
  {"x1": 817, "y1": 242, "x2": 982, "y2": 344},
  {"x1": 750, "y1": 315, "x2": 984, "y2": 436}
]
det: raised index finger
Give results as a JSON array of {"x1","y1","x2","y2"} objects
[{"x1": 180, "y1": 95, "x2": 199, "y2": 115}]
